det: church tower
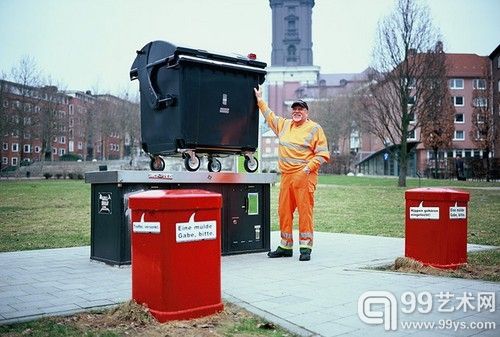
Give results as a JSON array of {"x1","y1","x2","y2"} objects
[
  {"x1": 270, "y1": 0, "x2": 314, "y2": 66},
  {"x1": 265, "y1": 0, "x2": 319, "y2": 116}
]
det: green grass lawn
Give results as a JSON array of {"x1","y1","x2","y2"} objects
[
  {"x1": 0, "y1": 180, "x2": 91, "y2": 251},
  {"x1": 0, "y1": 175, "x2": 498, "y2": 252}
]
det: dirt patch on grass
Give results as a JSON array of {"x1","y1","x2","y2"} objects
[
  {"x1": 55, "y1": 301, "x2": 292, "y2": 337},
  {"x1": 379, "y1": 253, "x2": 500, "y2": 282}
]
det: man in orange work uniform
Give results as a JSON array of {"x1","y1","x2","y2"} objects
[{"x1": 254, "y1": 86, "x2": 330, "y2": 261}]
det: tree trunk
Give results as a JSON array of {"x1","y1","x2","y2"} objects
[
  {"x1": 398, "y1": 143, "x2": 408, "y2": 187},
  {"x1": 433, "y1": 148, "x2": 439, "y2": 179},
  {"x1": 485, "y1": 149, "x2": 491, "y2": 182}
]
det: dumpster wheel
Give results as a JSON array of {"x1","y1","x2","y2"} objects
[
  {"x1": 150, "y1": 156, "x2": 165, "y2": 171},
  {"x1": 244, "y1": 155, "x2": 259, "y2": 173},
  {"x1": 208, "y1": 158, "x2": 222, "y2": 172},
  {"x1": 184, "y1": 153, "x2": 201, "y2": 171}
]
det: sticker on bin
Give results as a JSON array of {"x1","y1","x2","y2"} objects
[
  {"x1": 409, "y1": 201, "x2": 440, "y2": 220},
  {"x1": 450, "y1": 202, "x2": 467, "y2": 219},
  {"x1": 176, "y1": 213, "x2": 216, "y2": 243},
  {"x1": 133, "y1": 213, "x2": 161, "y2": 233}
]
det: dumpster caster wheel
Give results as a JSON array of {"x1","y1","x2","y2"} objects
[
  {"x1": 150, "y1": 156, "x2": 165, "y2": 171},
  {"x1": 244, "y1": 156, "x2": 259, "y2": 173},
  {"x1": 208, "y1": 158, "x2": 222, "y2": 172},
  {"x1": 184, "y1": 154, "x2": 201, "y2": 171}
]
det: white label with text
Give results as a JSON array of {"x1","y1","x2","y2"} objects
[
  {"x1": 176, "y1": 213, "x2": 216, "y2": 243},
  {"x1": 410, "y1": 201, "x2": 440, "y2": 220}
]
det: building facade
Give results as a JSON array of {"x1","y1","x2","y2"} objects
[
  {"x1": 489, "y1": 44, "x2": 500, "y2": 159},
  {"x1": 0, "y1": 80, "x2": 140, "y2": 172},
  {"x1": 261, "y1": 0, "x2": 498, "y2": 177}
]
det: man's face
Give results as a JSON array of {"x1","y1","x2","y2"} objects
[{"x1": 292, "y1": 106, "x2": 308, "y2": 124}]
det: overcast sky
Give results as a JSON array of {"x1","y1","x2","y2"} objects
[{"x1": 1, "y1": 0, "x2": 498, "y2": 96}]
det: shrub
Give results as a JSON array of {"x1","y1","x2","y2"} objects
[
  {"x1": 55, "y1": 173, "x2": 63, "y2": 179},
  {"x1": 77, "y1": 173, "x2": 84, "y2": 180},
  {"x1": 60, "y1": 153, "x2": 82, "y2": 161},
  {"x1": 43, "y1": 173, "x2": 53, "y2": 179},
  {"x1": 68, "y1": 173, "x2": 76, "y2": 179}
]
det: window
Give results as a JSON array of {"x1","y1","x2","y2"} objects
[
  {"x1": 2, "y1": 143, "x2": 8, "y2": 151},
  {"x1": 265, "y1": 138, "x2": 271, "y2": 144},
  {"x1": 2, "y1": 157, "x2": 7, "y2": 165},
  {"x1": 473, "y1": 79, "x2": 486, "y2": 90},
  {"x1": 78, "y1": 142, "x2": 83, "y2": 150},
  {"x1": 60, "y1": 136, "x2": 66, "y2": 144},
  {"x1": 476, "y1": 114, "x2": 486, "y2": 123},
  {"x1": 23, "y1": 144, "x2": 31, "y2": 153},
  {"x1": 473, "y1": 97, "x2": 487, "y2": 107},
  {"x1": 69, "y1": 104, "x2": 74, "y2": 115},
  {"x1": 454, "y1": 130, "x2": 465, "y2": 140},
  {"x1": 498, "y1": 80, "x2": 500, "y2": 92},
  {"x1": 287, "y1": 45, "x2": 297, "y2": 62},
  {"x1": 455, "y1": 113, "x2": 464, "y2": 123},
  {"x1": 407, "y1": 129, "x2": 416, "y2": 140},
  {"x1": 34, "y1": 146, "x2": 41, "y2": 153},
  {"x1": 52, "y1": 148, "x2": 56, "y2": 154},
  {"x1": 407, "y1": 96, "x2": 415, "y2": 105},
  {"x1": 449, "y1": 78, "x2": 464, "y2": 89},
  {"x1": 11, "y1": 157, "x2": 18, "y2": 166},
  {"x1": 274, "y1": 138, "x2": 279, "y2": 144},
  {"x1": 476, "y1": 130, "x2": 487, "y2": 140},
  {"x1": 2, "y1": 100, "x2": 8, "y2": 108},
  {"x1": 408, "y1": 111, "x2": 416, "y2": 123},
  {"x1": 452, "y1": 96, "x2": 464, "y2": 106},
  {"x1": 11, "y1": 143, "x2": 18, "y2": 152},
  {"x1": 408, "y1": 77, "x2": 416, "y2": 88},
  {"x1": 59, "y1": 148, "x2": 65, "y2": 156},
  {"x1": 265, "y1": 147, "x2": 271, "y2": 154}
]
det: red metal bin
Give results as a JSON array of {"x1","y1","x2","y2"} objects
[
  {"x1": 128, "y1": 189, "x2": 223, "y2": 321},
  {"x1": 405, "y1": 188, "x2": 470, "y2": 269}
]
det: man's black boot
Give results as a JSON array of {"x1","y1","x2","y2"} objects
[
  {"x1": 299, "y1": 248, "x2": 311, "y2": 261},
  {"x1": 267, "y1": 247, "x2": 293, "y2": 258}
]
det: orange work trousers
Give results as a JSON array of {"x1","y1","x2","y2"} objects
[{"x1": 278, "y1": 170, "x2": 317, "y2": 250}]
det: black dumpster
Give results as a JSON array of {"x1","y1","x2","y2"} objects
[{"x1": 130, "y1": 40, "x2": 267, "y2": 173}]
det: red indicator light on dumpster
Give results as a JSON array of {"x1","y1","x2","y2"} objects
[{"x1": 247, "y1": 53, "x2": 257, "y2": 60}]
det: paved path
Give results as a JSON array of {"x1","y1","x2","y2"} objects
[{"x1": 1, "y1": 232, "x2": 498, "y2": 336}]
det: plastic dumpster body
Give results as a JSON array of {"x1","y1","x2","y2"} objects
[
  {"x1": 130, "y1": 40, "x2": 267, "y2": 172},
  {"x1": 405, "y1": 188, "x2": 470, "y2": 269},
  {"x1": 128, "y1": 189, "x2": 223, "y2": 321}
]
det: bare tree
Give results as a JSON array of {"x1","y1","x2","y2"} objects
[
  {"x1": 36, "y1": 84, "x2": 63, "y2": 161},
  {"x1": 419, "y1": 43, "x2": 456, "y2": 178},
  {"x1": 363, "y1": 0, "x2": 441, "y2": 187},
  {"x1": 116, "y1": 91, "x2": 140, "y2": 162},
  {"x1": 9, "y1": 56, "x2": 42, "y2": 166},
  {"x1": 470, "y1": 62, "x2": 495, "y2": 181}
]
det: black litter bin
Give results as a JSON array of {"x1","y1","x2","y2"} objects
[{"x1": 130, "y1": 40, "x2": 267, "y2": 173}]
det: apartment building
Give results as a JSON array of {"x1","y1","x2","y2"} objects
[{"x1": 0, "y1": 80, "x2": 140, "y2": 172}]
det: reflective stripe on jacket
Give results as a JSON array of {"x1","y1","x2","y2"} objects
[{"x1": 258, "y1": 100, "x2": 330, "y2": 174}]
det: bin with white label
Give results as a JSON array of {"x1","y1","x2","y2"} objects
[
  {"x1": 128, "y1": 189, "x2": 223, "y2": 321},
  {"x1": 405, "y1": 188, "x2": 470, "y2": 269}
]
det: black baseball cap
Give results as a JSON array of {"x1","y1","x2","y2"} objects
[{"x1": 291, "y1": 100, "x2": 308, "y2": 110}]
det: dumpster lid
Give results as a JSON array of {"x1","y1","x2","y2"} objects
[
  {"x1": 128, "y1": 189, "x2": 222, "y2": 210},
  {"x1": 405, "y1": 188, "x2": 470, "y2": 202}
]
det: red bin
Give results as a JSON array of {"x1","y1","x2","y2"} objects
[
  {"x1": 128, "y1": 189, "x2": 223, "y2": 321},
  {"x1": 405, "y1": 188, "x2": 470, "y2": 269}
]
